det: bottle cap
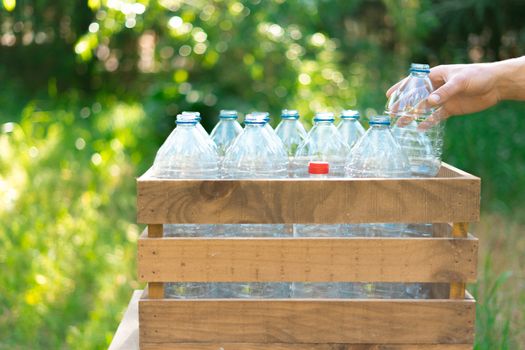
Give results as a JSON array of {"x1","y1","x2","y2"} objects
[
  {"x1": 281, "y1": 109, "x2": 299, "y2": 119},
  {"x1": 410, "y1": 63, "x2": 430, "y2": 73},
  {"x1": 182, "y1": 111, "x2": 201, "y2": 121},
  {"x1": 245, "y1": 112, "x2": 267, "y2": 124},
  {"x1": 176, "y1": 113, "x2": 198, "y2": 124},
  {"x1": 308, "y1": 161, "x2": 329, "y2": 174},
  {"x1": 313, "y1": 111, "x2": 335, "y2": 122},
  {"x1": 340, "y1": 110, "x2": 360, "y2": 119},
  {"x1": 369, "y1": 115, "x2": 391, "y2": 126},
  {"x1": 219, "y1": 110, "x2": 238, "y2": 119}
]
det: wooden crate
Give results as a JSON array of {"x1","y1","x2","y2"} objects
[{"x1": 136, "y1": 162, "x2": 480, "y2": 349}]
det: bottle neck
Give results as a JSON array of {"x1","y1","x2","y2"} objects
[
  {"x1": 314, "y1": 120, "x2": 334, "y2": 126},
  {"x1": 410, "y1": 71, "x2": 429, "y2": 78},
  {"x1": 369, "y1": 124, "x2": 390, "y2": 130}
]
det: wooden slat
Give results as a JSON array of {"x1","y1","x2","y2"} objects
[
  {"x1": 139, "y1": 298, "x2": 475, "y2": 344},
  {"x1": 141, "y1": 343, "x2": 473, "y2": 350},
  {"x1": 109, "y1": 291, "x2": 472, "y2": 350},
  {"x1": 450, "y1": 223, "x2": 469, "y2": 299},
  {"x1": 137, "y1": 233, "x2": 478, "y2": 283},
  {"x1": 137, "y1": 164, "x2": 480, "y2": 225}
]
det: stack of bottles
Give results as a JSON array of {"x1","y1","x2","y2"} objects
[{"x1": 151, "y1": 63, "x2": 442, "y2": 300}]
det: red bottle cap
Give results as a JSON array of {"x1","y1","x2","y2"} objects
[{"x1": 308, "y1": 161, "x2": 329, "y2": 174}]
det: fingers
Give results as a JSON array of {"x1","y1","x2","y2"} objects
[
  {"x1": 386, "y1": 77, "x2": 407, "y2": 98},
  {"x1": 427, "y1": 76, "x2": 466, "y2": 106}
]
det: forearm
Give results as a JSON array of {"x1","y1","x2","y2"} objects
[{"x1": 492, "y1": 56, "x2": 525, "y2": 101}]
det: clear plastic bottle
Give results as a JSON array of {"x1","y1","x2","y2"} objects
[
  {"x1": 337, "y1": 109, "x2": 365, "y2": 149},
  {"x1": 345, "y1": 115, "x2": 410, "y2": 178},
  {"x1": 223, "y1": 112, "x2": 288, "y2": 179},
  {"x1": 220, "y1": 112, "x2": 291, "y2": 298},
  {"x1": 150, "y1": 113, "x2": 219, "y2": 298},
  {"x1": 181, "y1": 111, "x2": 218, "y2": 152},
  {"x1": 385, "y1": 63, "x2": 444, "y2": 177},
  {"x1": 151, "y1": 113, "x2": 219, "y2": 179},
  {"x1": 294, "y1": 162, "x2": 346, "y2": 237},
  {"x1": 292, "y1": 161, "x2": 351, "y2": 299},
  {"x1": 275, "y1": 109, "x2": 308, "y2": 176},
  {"x1": 210, "y1": 110, "x2": 242, "y2": 172},
  {"x1": 294, "y1": 112, "x2": 350, "y2": 178},
  {"x1": 275, "y1": 109, "x2": 308, "y2": 156},
  {"x1": 210, "y1": 110, "x2": 242, "y2": 155}
]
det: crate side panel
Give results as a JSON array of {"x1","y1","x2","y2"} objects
[
  {"x1": 138, "y1": 236, "x2": 478, "y2": 283},
  {"x1": 137, "y1": 178, "x2": 480, "y2": 224},
  {"x1": 141, "y1": 343, "x2": 472, "y2": 350},
  {"x1": 139, "y1": 299, "x2": 475, "y2": 344}
]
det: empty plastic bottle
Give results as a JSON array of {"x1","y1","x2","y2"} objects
[
  {"x1": 223, "y1": 112, "x2": 287, "y2": 179},
  {"x1": 164, "y1": 282, "x2": 215, "y2": 299},
  {"x1": 385, "y1": 63, "x2": 444, "y2": 177},
  {"x1": 182, "y1": 111, "x2": 218, "y2": 152},
  {"x1": 275, "y1": 109, "x2": 308, "y2": 156},
  {"x1": 345, "y1": 115, "x2": 410, "y2": 178},
  {"x1": 220, "y1": 111, "x2": 290, "y2": 298},
  {"x1": 150, "y1": 113, "x2": 218, "y2": 297},
  {"x1": 294, "y1": 162, "x2": 347, "y2": 237},
  {"x1": 210, "y1": 110, "x2": 242, "y2": 170},
  {"x1": 294, "y1": 112, "x2": 350, "y2": 178},
  {"x1": 275, "y1": 109, "x2": 308, "y2": 176},
  {"x1": 151, "y1": 113, "x2": 219, "y2": 179},
  {"x1": 337, "y1": 109, "x2": 365, "y2": 149}
]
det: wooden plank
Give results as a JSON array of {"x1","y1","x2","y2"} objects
[
  {"x1": 108, "y1": 290, "x2": 142, "y2": 350},
  {"x1": 141, "y1": 343, "x2": 473, "y2": 350},
  {"x1": 137, "y1": 165, "x2": 480, "y2": 225},
  {"x1": 139, "y1": 298, "x2": 475, "y2": 344},
  {"x1": 137, "y1": 233, "x2": 478, "y2": 283},
  {"x1": 109, "y1": 290, "x2": 473, "y2": 350},
  {"x1": 450, "y1": 223, "x2": 469, "y2": 299}
]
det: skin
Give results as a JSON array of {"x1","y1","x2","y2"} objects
[{"x1": 386, "y1": 56, "x2": 525, "y2": 129}]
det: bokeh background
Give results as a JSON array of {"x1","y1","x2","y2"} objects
[{"x1": 1, "y1": 0, "x2": 525, "y2": 349}]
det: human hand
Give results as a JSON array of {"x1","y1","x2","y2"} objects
[{"x1": 387, "y1": 62, "x2": 503, "y2": 129}]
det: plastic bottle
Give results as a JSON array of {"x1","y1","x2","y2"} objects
[
  {"x1": 346, "y1": 115, "x2": 410, "y2": 178},
  {"x1": 150, "y1": 113, "x2": 219, "y2": 298},
  {"x1": 181, "y1": 111, "x2": 218, "y2": 152},
  {"x1": 275, "y1": 109, "x2": 308, "y2": 177},
  {"x1": 210, "y1": 110, "x2": 242, "y2": 155},
  {"x1": 385, "y1": 63, "x2": 444, "y2": 177},
  {"x1": 337, "y1": 109, "x2": 365, "y2": 149},
  {"x1": 220, "y1": 112, "x2": 291, "y2": 298},
  {"x1": 210, "y1": 110, "x2": 242, "y2": 173},
  {"x1": 151, "y1": 113, "x2": 219, "y2": 179},
  {"x1": 292, "y1": 161, "x2": 348, "y2": 299},
  {"x1": 294, "y1": 112, "x2": 350, "y2": 178},
  {"x1": 294, "y1": 162, "x2": 346, "y2": 237}
]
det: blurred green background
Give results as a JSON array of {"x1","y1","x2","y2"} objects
[{"x1": 1, "y1": 0, "x2": 524, "y2": 349}]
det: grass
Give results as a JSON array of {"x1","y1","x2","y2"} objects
[{"x1": 473, "y1": 214, "x2": 525, "y2": 349}]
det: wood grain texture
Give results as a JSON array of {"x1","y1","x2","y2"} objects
[
  {"x1": 137, "y1": 164, "x2": 480, "y2": 225},
  {"x1": 450, "y1": 223, "x2": 470, "y2": 299},
  {"x1": 139, "y1": 298, "x2": 475, "y2": 344},
  {"x1": 141, "y1": 343, "x2": 473, "y2": 350},
  {"x1": 137, "y1": 233, "x2": 478, "y2": 283}
]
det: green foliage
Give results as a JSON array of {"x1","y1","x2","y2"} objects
[
  {"x1": 472, "y1": 255, "x2": 513, "y2": 349},
  {"x1": 1, "y1": 0, "x2": 525, "y2": 349}
]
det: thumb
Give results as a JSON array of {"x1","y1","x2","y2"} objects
[{"x1": 428, "y1": 77, "x2": 465, "y2": 106}]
